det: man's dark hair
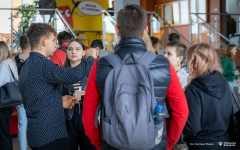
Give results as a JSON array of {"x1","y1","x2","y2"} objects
[
  {"x1": 90, "y1": 39, "x2": 103, "y2": 49},
  {"x1": 19, "y1": 34, "x2": 30, "y2": 50},
  {"x1": 117, "y1": 5, "x2": 147, "y2": 39},
  {"x1": 150, "y1": 36, "x2": 159, "y2": 47},
  {"x1": 168, "y1": 33, "x2": 180, "y2": 42},
  {"x1": 26, "y1": 23, "x2": 57, "y2": 48},
  {"x1": 57, "y1": 31, "x2": 72, "y2": 45},
  {"x1": 166, "y1": 41, "x2": 187, "y2": 64}
]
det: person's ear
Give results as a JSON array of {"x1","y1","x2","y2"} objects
[
  {"x1": 178, "y1": 56, "x2": 183, "y2": 64},
  {"x1": 41, "y1": 36, "x2": 47, "y2": 47},
  {"x1": 115, "y1": 25, "x2": 120, "y2": 36},
  {"x1": 142, "y1": 26, "x2": 148, "y2": 37}
]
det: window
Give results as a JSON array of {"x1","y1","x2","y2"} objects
[
  {"x1": 180, "y1": 1, "x2": 189, "y2": 24},
  {"x1": 172, "y1": 3, "x2": 180, "y2": 24},
  {"x1": 156, "y1": 0, "x2": 189, "y2": 26},
  {"x1": 190, "y1": 0, "x2": 207, "y2": 23},
  {"x1": 155, "y1": 6, "x2": 162, "y2": 18},
  {"x1": 155, "y1": 0, "x2": 207, "y2": 26},
  {"x1": 164, "y1": 5, "x2": 170, "y2": 24},
  {"x1": 190, "y1": 0, "x2": 197, "y2": 23}
]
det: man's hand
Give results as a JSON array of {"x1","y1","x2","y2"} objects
[
  {"x1": 86, "y1": 48, "x2": 98, "y2": 59},
  {"x1": 62, "y1": 95, "x2": 78, "y2": 109},
  {"x1": 237, "y1": 79, "x2": 240, "y2": 84}
]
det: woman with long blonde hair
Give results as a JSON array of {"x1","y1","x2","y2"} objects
[
  {"x1": 220, "y1": 44, "x2": 239, "y2": 88},
  {"x1": 142, "y1": 33, "x2": 155, "y2": 53},
  {"x1": 0, "y1": 41, "x2": 18, "y2": 150},
  {"x1": 183, "y1": 43, "x2": 232, "y2": 150}
]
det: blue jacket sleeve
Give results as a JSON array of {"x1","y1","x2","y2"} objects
[{"x1": 183, "y1": 87, "x2": 202, "y2": 136}]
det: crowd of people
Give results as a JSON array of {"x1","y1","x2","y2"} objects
[{"x1": 0, "y1": 4, "x2": 239, "y2": 150}]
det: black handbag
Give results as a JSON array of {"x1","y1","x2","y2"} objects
[
  {"x1": 228, "y1": 85, "x2": 240, "y2": 149},
  {"x1": 0, "y1": 61, "x2": 23, "y2": 109}
]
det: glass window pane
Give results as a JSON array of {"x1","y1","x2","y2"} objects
[
  {"x1": 164, "y1": 5, "x2": 170, "y2": 24},
  {"x1": 191, "y1": 0, "x2": 197, "y2": 23},
  {"x1": 156, "y1": 6, "x2": 162, "y2": 17},
  {"x1": 172, "y1": 3, "x2": 180, "y2": 24},
  {"x1": 198, "y1": 0, "x2": 206, "y2": 22},
  {"x1": 180, "y1": 1, "x2": 189, "y2": 24}
]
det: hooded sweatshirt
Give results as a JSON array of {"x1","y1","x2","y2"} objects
[{"x1": 183, "y1": 71, "x2": 232, "y2": 150}]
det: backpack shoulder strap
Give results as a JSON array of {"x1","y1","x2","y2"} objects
[
  {"x1": 104, "y1": 53, "x2": 122, "y2": 68},
  {"x1": 15, "y1": 55, "x2": 20, "y2": 63},
  {"x1": 58, "y1": 46, "x2": 67, "y2": 53},
  {"x1": 139, "y1": 51, "x2": 157, "y2": 67}
]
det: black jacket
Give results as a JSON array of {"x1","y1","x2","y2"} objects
[
  {"x1": 183, "y1": 71, "x2": 232, "y2": 150},
  {"x1": 96, "y1": 38, "x2": 171, "y2": 150}
]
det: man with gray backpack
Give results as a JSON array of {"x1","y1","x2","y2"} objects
[{"x1": 82, "y1": 5, "x2": 189, "y2": 150}]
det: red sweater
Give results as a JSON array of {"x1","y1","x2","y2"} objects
[
  {"x1": 50, "y1": 42, "x2": 68, "y2": 66},
  {"x1": 83, "y1": 61, "x2": 189, "y2": 150}
]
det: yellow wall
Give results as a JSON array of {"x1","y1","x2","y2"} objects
[{"x1": 56, "y1": 0, "x2": 109, "y2": 46}]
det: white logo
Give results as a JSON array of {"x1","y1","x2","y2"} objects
[
  {"x1": 155, "y1": 128, "x2": 163, "y2": 145},
  {"x1": 218, "y1": 142, "x2": 223, "y2": 146}
]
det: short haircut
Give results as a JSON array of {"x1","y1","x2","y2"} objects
[
  {"x1": 168, "y1": 33, "x2": 180, "y2": 42},
  {"x1": 57, "y1": 31, "x2": 72, "y2": 45},
  {"x1": 117, "y1": 5, "x2": 147, "y2": 39},
  {"x1": 90, "y1": 39, "x2": 103, "y2": 49},
  {"x1": 19, "y1": 34, "x2": 30, "y2": 50},
  {"x1": 26, "y1": 23, "x2": 57, "y2": 49},
  {"x1": 166, "y1": 41, "x2": 187, "y2": 64},
  {"x1": 150, "y1": 36, "x2": 159, "y2": 47}
]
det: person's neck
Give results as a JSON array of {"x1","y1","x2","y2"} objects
[
  {"x1": 70, "y1": 60, "x2": 81, "y2": 68},
  {"x1": 22, "y1": 48, "x2": 30, "y2": 54},
  {"x1": 175, "y1": 66, "x2": 182, "y2": 72},
  {"x1": 32, "y1": 48, "x2": 47, "y2": 57}
]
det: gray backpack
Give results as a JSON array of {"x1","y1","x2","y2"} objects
[{"x1": 95, "y1": 52, "x2": 165, "y2": 150}]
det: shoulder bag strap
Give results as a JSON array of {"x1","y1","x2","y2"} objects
[
  {"x1": 15, "y1": 55, "x2": 20, "y2": 63},
  {"x1": 6, "y1": 59, "x2": 17, "y2": 82}
]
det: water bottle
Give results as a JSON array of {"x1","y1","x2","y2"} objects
[{"x1": 153, "y1": 104, "x2": 165, "y2": 122}]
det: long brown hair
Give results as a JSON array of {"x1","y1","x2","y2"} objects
[
  {"x1": 63, "y1": 38, "x2": 86, "y2": 68},
  {"x1": 0, "y1": 41, "x2": 12, "y2": 63},
  {"x1": 186, "y1": 43, "x2": 222, "y2": 86},
  {"x1": 224, "y1": 44, "x2": 236, "y2": 61}
]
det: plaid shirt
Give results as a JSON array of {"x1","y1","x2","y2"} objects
[{"x1": 19, "y1": 52, "x2": 94, "y2": 147}]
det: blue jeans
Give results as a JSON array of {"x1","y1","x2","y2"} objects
[{"x1": 16, "y1": 104, "x2": 28, "y2": 150}]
